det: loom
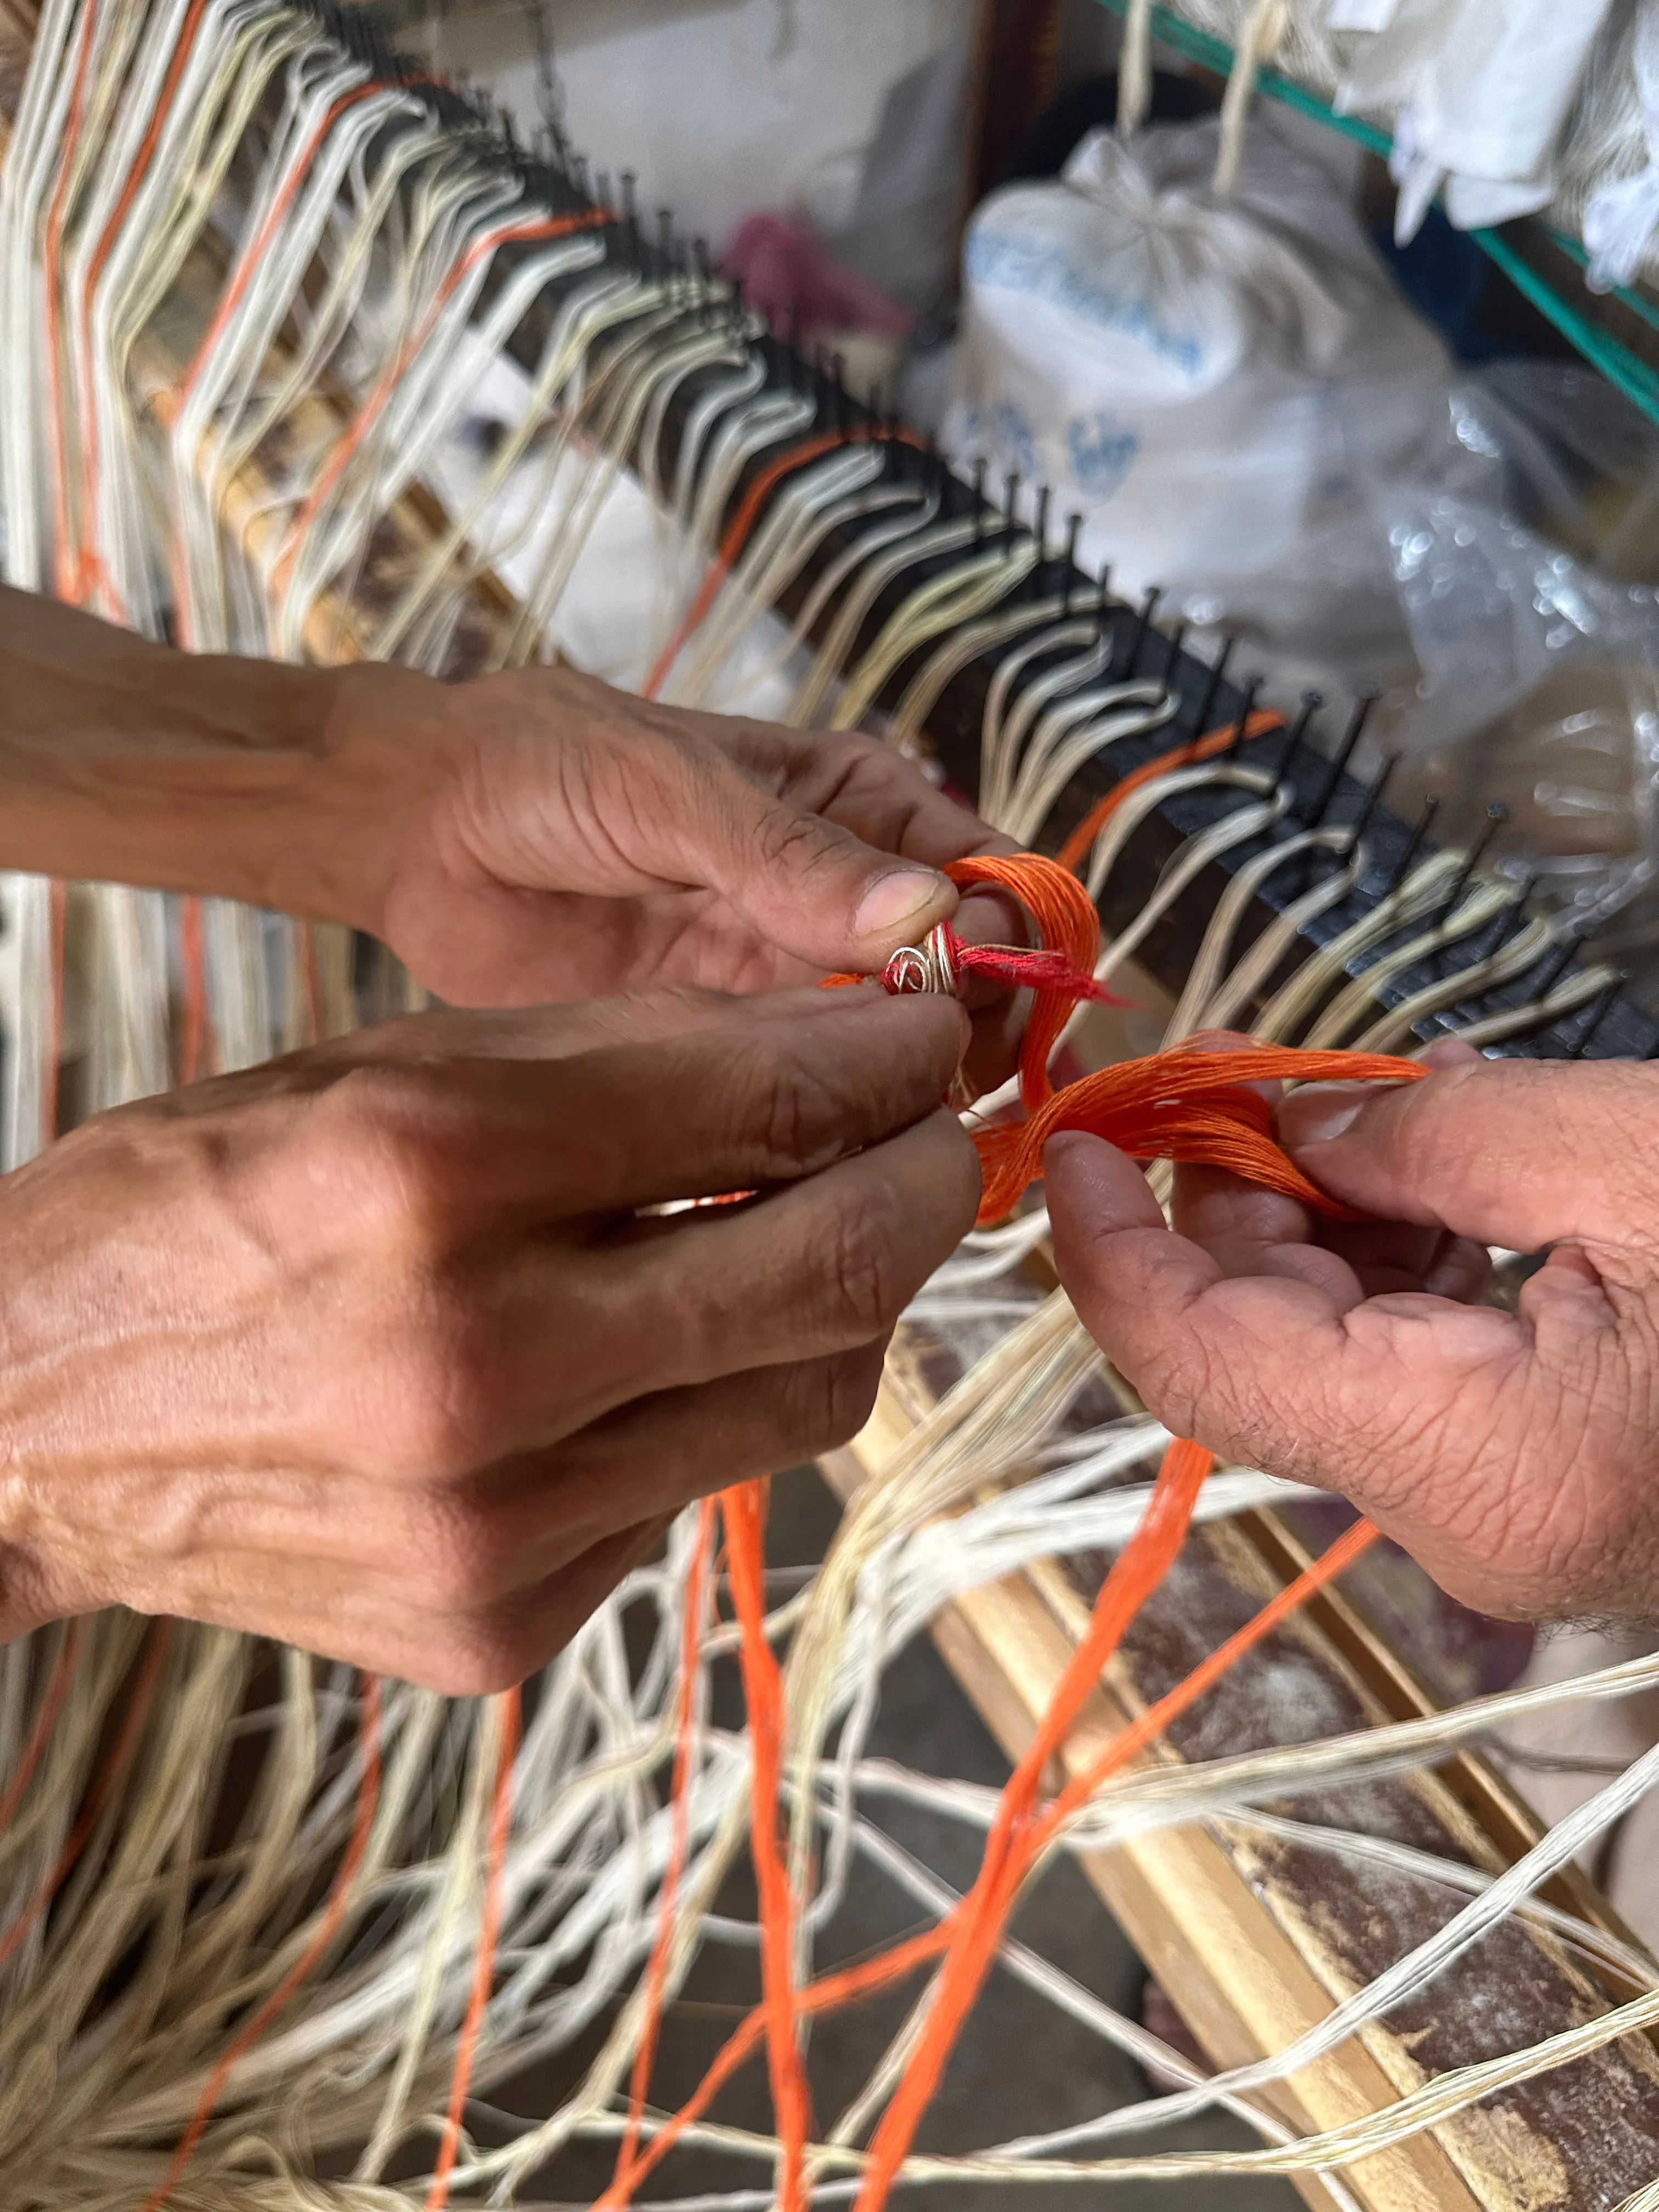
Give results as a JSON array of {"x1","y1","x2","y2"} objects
[{"x1": 5, "y1": 1, "x2": 1659, "y2": 2206}]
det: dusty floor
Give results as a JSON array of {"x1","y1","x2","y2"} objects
[{"x1": 473, "y1": 1464, "x2": 1301, "y2": 2210}]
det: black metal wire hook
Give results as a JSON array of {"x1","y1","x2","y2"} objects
[
  {"x1": 1222, "y1": 674, "x2": 1264, "y2": 761},
  {"x1": 1307, "y1": 695, "x2": 1377, "y2": 826},
  {"x1": 1125, "y1": 585, "x2": 1163, "y2": 678},
  {"x1": 1340, "y1": 752, "x2": 1399, "y2": 859},
  {"x1": 1190, "y1": 633, "x2": 1234, "y2": 738},
  {"x1": 1384, "y1": 793, "x2": 1438, "y2": 896}
]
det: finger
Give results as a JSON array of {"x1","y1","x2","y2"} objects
[
  {"x1": 613, "y1": 1107, "x2": 980, "y2": 1396},
  {"x1": 1046, "y1": 1129, "x2": 1362, "y2": 1465},
  {"x1": 1170, "y1": 1161, "x2": 1362, "y2": 1304},
  {"x1": 716, "y1": 721, "x2": 1014, "y2": 876},
  {"x1": 1425, "y1": 1233, "x2": 1492, "y2": 1302},
  {"x1": 1314, "y1": 1215, "x2": 1452, "y2": 1297},
  {"x1": 294, "y1": 990, "x2": 970, "y2": 1227},
  {"x1": 311, "y1": 982, "x2": 864, "y2": 1068},
  {"x1": 392, "y1": 1107, "x2": 977, "y2": 1458},
  {"x1": 442, "y1": 1345, "x2": 888, "y2": 1587},
  {"x1": 1278, "y1": 1057, "x2": 1659, "y2": 1255},
  {"x1": 622, "y1": 712, "x2": 966, "y2": 970},
  {"x1": 1047, "y1": 1128, "x2": 1534, "y2": 1495},
  {"x1": 151, "y1": 1516, "x2": 669, "y2": 1695}
]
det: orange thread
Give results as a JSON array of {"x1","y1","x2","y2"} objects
[
  {"x1": 612, "y1": 1497, "x2": 718, "y2": 2190},
  {"x1": 603, "y1": 1503, "x2": 1375, "y2": 2207},
  {"x1": 42, "y1": 0, "x2": 102, "y2": 602},
  {"x1": 178, "y1": 893, "x2": 208, "y2": 1085},
  {"x1": 1056, "y1": 710, "x2": 1282, "y2": 877},
  {"x1": 140, "y1": 1672, "x2": 382, "y2": 2211},
  {"x1": 0, "y1": 1619, "x2": 84, "y2": 1839},
  {"x1": 1037, "y1": 1514, "x2": 1380, "y2": 1849},
  {"x1": 973, "y1": 1042, "x2": 1424, "y2": 1226},
  {"x1": 427, "y1": 1683, "x2": 522, "y2": 2210},
  {"x1": 721, "y1": 1479, "x2": 811, "y2": 2208},
  {"x1": 850, "y1": 1435, "x2": 1211, "y2": 2208},
  {"x1": 819, "y1": 849, "x2": 1423, "y2": 1230},
  {"x1": 595, "y1": 1927, "x2": 950, "y2": 2207},
  {"x1": 72, "y1": 0, "x2": 212, "y2": 601},
  {"x1": 944, "y1": 854, "x2": 1101, "y2": 1109},
  {"x1": 642, "y1": 428, "x2": 924, "y2": 700}
]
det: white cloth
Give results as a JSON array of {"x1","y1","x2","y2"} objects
[
  {"x1": 1336, "y1": 0, "x2": 1618, "y2": 243},
  {"x1": 1583, "y1": 0, "x2": 1659, "y2": 293}
]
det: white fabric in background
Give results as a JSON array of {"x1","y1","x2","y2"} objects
[
  {"x1": 943, "y1": 117, "x2": 1447, "y2": 682},
  {"x1": 1584, "y1": 0, "x2": 1659, "y2": 293},
  {"x1": 1335, "y1": 0, "x2": 1618, "y2": 241}
]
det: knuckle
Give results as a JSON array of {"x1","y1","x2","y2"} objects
[
  {"x1": 822, "y1": 1204, "x2": 904, "y2": 1341},
  {"x1": 715, "y1": 1035, "x2": 831, "y2": 1175},
  {"x1": 425, "y1": 1624, "x2": 535, "y2": 1699},
  {"x1": 813, "y1": 1347, "x2": 885, "y2": 1451},
  {"x1": 752, "y1": 801, "x2": 845, "y2": 884},
  {"x1": 399, "y1": 1497, "x2": 521, "y2": 1615},
  {"x1": 368, "y1": 1292, "x2": 498, "y2": 1481},
  {"x1": 299, "y1": 1066, "x2": 455, "y2": 1254}
]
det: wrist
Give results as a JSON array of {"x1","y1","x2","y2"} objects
[{"x1": 0, "y1": 588, "x2": 441, "y2": 927}]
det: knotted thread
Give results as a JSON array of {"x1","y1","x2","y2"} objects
[{"x1": 848, "y1": 851, "x2": 1428, "y2": 1224}]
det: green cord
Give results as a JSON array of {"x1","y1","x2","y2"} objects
[{"x1": 1087, "y1": 0, "x2": 1659, "y2": 427}]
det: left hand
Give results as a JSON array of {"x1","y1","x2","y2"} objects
[{"x1": 321, "y1": 661, "x2": 1021, "y2": 1031}]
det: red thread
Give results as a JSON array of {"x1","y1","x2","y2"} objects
[
  {"x1": 0, "y1": 1622, "x2": 172, "y2": 1977},
  {"x1": 822, "y1": 851, "x2": 1113, "y2": 1110},
  {"x1": 0, "y1": 1621, "x2": 84, "y2": 1840},
  {"x1": 825, "y1": 849, "x2": 1424, "y2": 1228}
]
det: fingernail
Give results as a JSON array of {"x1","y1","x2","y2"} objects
[
  {"x1": 1278, "y1": 1083, "x2": 1366, "y2": 1151},
  {"x1": 854, "y1": 867, "x2": 950, "y2": 945}
]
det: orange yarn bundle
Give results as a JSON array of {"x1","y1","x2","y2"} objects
[
  {"x1": 865, "y1": 853, "x2": 1427, "y2": 1224},
  {"x1": 974, "y1": 1041, "x2": 1425, "y2": 1224}
]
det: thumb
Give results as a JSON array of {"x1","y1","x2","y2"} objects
[
  {"x1": 1278, "y1": 1052, "x2": 1659, "y2": 1255},
  {"x1": 686, "y1": 760, "x2": 960, "y2": 972}
]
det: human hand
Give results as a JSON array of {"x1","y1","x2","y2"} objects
[
  {"x1": 319, "y1": 661, "x2": 1024, "y2": 1077},
  {"x1": 1046, "y1": 1042, "x2": 1659, "y2": 1623},
  {"x1": 1, "y1": 592, "x2": 1025, "y2": 1087},
  {"x1": 0, "y1": 986, "x2": 978, "y2": 1689}
]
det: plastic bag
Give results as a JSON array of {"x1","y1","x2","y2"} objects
[
  {"x1": 1376, "y1": 369, "x2": 1659, "y2": 921},
  {"x1": 943, "y1": 115, "x2": 1448, "y2": 682}
]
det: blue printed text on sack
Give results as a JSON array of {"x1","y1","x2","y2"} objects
[{"x1": 966, "y1": 229, "x2": 1206, "y2": 380}]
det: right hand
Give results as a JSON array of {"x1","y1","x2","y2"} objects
[
  {"x1": 1048, "y1": 1049, "x2": 1659, "y2": 1626},
  {"x1": 0, "y1": 986, "x2": 978, "y2": 1690}
]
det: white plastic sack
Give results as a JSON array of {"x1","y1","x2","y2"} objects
[{"x1": 943, "y1": 117, "x2": 1448, "y2": 680}]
